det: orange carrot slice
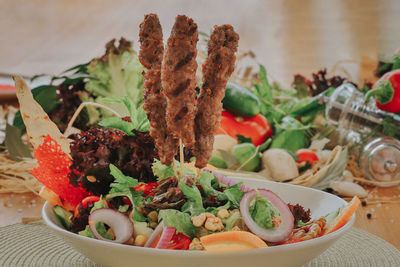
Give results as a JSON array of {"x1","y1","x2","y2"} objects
[
  {"x1": 325, "y1": 196, "x2": 360, "y2": 235},
  {"x1": 200, "y1": 231, "x2": 267, "y2": 252}
]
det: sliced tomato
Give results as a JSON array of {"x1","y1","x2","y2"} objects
[
  {"x1": 133, "y1": 182, "x2": 158, "y2": 197},
  {"x1": 151, "y1": 231, "x2": 191, "y2": 250},
  {"x1": 295, "y1": 149, "x2": 319, "y2": 165}
]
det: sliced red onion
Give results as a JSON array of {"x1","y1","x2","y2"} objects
[
  {"x1": 211, "y1": 171, "x2": 250, "y2": 192},
  {"x1": 88, "y1": 208, "x2": 134, "y2": 244},
  {"x1": 144, "y1": 221, "x2": 164, "y2": 247},
  {"x1": 155, "y1": 226, "x2": 175, "y2": 249},
  {"x1": 240, "y1": 189, "x2": 294, "y2": 243}
]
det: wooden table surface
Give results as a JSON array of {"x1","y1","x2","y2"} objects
[{"x1": 1, "y1": 0, "x2": 400, "y2": 251}]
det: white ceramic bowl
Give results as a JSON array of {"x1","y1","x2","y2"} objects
[{"x1": 42, "y1": 177, "x2": 355, "y2": 267}]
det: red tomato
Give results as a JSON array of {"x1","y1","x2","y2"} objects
[
  {"x1": 151, "y1": 231, "x2": 191, "y2": 250},
  {"x1": 74, "y1": 196, "x2": 110, "y2": 217},
  {"x1": 295, "y1": 149, "x2": 319, "y2": 165},
  {"x1": 133, "y1": 182, "x2": 158, "y2": 197}
]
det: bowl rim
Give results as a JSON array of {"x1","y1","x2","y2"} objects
[{"x1": 42, "y1": 177, "x2": 355, "y2": 257}]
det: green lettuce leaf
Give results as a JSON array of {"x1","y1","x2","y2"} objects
[
  {"x1": 221, "y1": 183, "x2": 245, "y2": 209},
  {"x1": 179, "y1": 182, "x2": 204, "y2": 216},
  {"x1": 85, "y1": 38, "x2": 144, "y2": 116},
  {"x1": 90, "y1": 197, "x2": 109, "y2": 213},
  {"x1": 158, "y1": 209, "x2": 197, "y2": 238},
  {"x1": 222, "y1": 210, "x2": 242, "y2": 230},
  {"x1": 98, "y1": 96, "x2": 149, "y2": 134},
  {"x1": 197, "y1": 171, "x2": 223, "y2": 197},
  {"x1": 78, "y1": 222, "x2": 112, "y2": 240},
  {"x1": 151, "y1": 159, "x2": 195, "y2": 181},
  {"x1": 249, "y1": 195, "x2": 279, "y2": 230},
  {"x1": 98, "y1": 117, "x2": 135, "y2": 136}
]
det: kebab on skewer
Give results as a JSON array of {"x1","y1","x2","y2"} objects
[
  {"x1": 139, "y1": 14, "x2": 239, "y2": 171},
  {"x1": 194, "y1": 25, "x2": 239, "y2": 168},
  {"x1": 139, "y1": 14, "x2": 178, "y2": 166}
]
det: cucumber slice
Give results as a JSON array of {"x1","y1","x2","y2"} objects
[
  {"x1": 324, "y1": 207, "x2": 340, "y2": 226},
  {"x1": 54, "y1": 205, "x2": 73, "y2": 229}
]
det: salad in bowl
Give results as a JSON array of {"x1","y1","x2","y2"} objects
[{"x1": 13, "y1": 13, "x2": 359, "y2": 266}]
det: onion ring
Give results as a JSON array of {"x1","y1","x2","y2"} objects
[
  {"x1": 155, "y1": 226, "x2": 175, "y2": 249},
  {"x1": 88, "y1": 208, "x2": 134, "y2": 244},
  {"x1": 240, "y1": 189, "x2": 294, "y2": 243},
  {"x1": 144, "y1": 221, "x2": 164, "y2": 247}
]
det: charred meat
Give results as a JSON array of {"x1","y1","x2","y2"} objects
[
  {"x1": 139, "y1": 14, "x2": 178, "y2": 166},
  {"x1": 194, "y1": 25, "x2": 239, "y2": 168},
  {"x1": 161, "y1": 15, "x2": 199, "y2": 149}
]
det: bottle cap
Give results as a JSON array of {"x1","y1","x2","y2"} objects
[{"x1": 360, "y1": 137, "x2": 400, "y2": 184}]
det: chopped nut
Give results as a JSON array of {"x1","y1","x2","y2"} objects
[
  {"x1": 289, "y1": 217, "x2": 326, "y2": 241},
  {"x1": 232, "y1": 218, "x2": 248, "y2": 231},
  {"x1": 134, "y1": 235, "x2": 148, "y2": 246},
  {"x1": 231, "y1": 226, "x2": 241, "y2": 231},
  {"x1": 272, "y1": 216, "x2": 282, "y2": 228},
  {"x1": 192, "y1": 213, "x2": 207, "y2": 227},
  {"x1": 189, "y1": 238, "x2": 204, "y2": 250},
  {"x1": 196, "y1": 227, "x2": 209, "y2": 238},
  {"x1": 217, "y1": 209, "x2": 230, "y2": 219},
  {"x1": 136, "y1": 207, "x2": 148, "y2": 216},
  {"x1": 205, "y1": 213, "x2": 216, "y2": 219},
  {"x1": 147, "y1": 211, "x2": 158, "y2": 222},
  {"x1": 86, "y1": 175, "x2": 97, "y2": 183},
  {"x1": 149, "y1": 222, "x2": 158, "y2": 229},
  {"x1": 205, "y1": 217, "x2": 224, "y2": 232}
]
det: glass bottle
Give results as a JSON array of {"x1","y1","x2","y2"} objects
[{"x1": 323, "y1": 83, "x2": 400, "y2": 184}]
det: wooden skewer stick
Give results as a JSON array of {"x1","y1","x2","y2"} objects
[
  {"x1": 179, "y1": 138, "x2": 184, "y2": 178},
  {"x1": 172, "y1": 159, "x2": 179, "y2": 178}
]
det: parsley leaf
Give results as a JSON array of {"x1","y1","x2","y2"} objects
[
  {"x1": 99, "y1": 96, "x2": 149, "y2": 134},
  {"x1": 109, "y1": 164, "x2": 139, "y2": 194}
]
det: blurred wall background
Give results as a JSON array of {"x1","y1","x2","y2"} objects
[{"x1": 0, "y1": 0, "x2": 399, "y2": 86}]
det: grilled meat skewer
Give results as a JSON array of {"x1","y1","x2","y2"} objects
[
  {"x1": 139, "y1": 14, "x2": 178, "y2": 165},
  {"x1": 161, "y1": 15, "x2": 199, "y2": 149},
  {"x1": 194, "y1": 25, "x2": 239, "y2": 168}
]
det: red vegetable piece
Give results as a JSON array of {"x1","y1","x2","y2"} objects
[
  {"x1": 74, "y1": 196, "x2": 110, "y2": 217},
  {"x1": 295, "y1": 148, "x2": 319, "y2": 165},
  {"x1": 0, "y1": 84, "x2": 16, "y2": 91},
  {"x1": 218, "y1": 111, "x2": 272, "y2": 146},
  {"x1": 31, "y1": 135, "x2": 88, "y2": 206},
  {"x1": 367, "y1": 69, "x2": 400, "y2": 113},
  {"x1": 151, "y1": 231, "x2": 191, "y2": 250},
  {"x1": 134, "y1": 182, "x2": 158, "y2": 197}
]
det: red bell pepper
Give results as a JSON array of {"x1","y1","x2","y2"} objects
[
  {"x1": 217, "y1": 111, "x2": 272, "y2": 146},
  {"x1": 366, "y1": 69, "x2": 400, "y2": 113},
  {"x1": 74, "y1": 196, "x2": 110, "y2": 217},
  {"x1": 0, "y1": 84, "x2": 16, "y2": 91}
]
